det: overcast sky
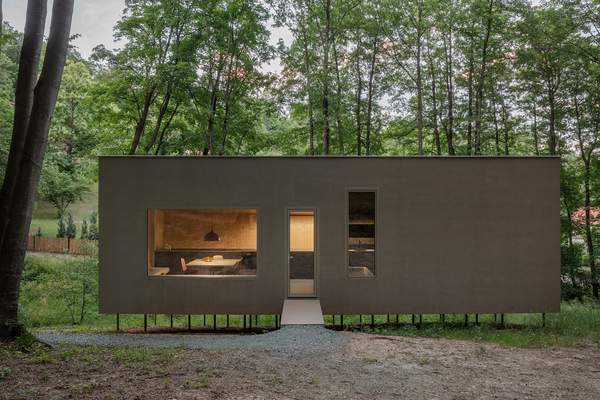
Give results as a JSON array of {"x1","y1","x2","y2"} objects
[{"x1": 2, "y1": 0, "x2": 288, "y2": 73}]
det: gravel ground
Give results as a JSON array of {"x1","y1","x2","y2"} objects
[
  {"x1": 3, "y1": 330, "x2": 600, "y2": 399},
  {"x1": 35, "y1": 325, "x2": 348, "y2": 353}
]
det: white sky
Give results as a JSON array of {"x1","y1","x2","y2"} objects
[{"x1": 2, "y1": 0, "x2": 290, "y2": 73}]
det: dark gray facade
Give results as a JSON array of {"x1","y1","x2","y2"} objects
[{"x1": 99, "y1": 156, "x2": 560, "y2": 315}]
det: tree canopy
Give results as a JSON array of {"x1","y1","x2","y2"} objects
[{"x1": 1, "y1": 0, "x2": 600, "y2": 299}]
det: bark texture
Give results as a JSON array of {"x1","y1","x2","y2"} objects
[
  {"x1": 0, "y1": 0, "x2": 47, "y2": 254},
  {"x1": 0, "y1": 0, "x2": 74, "y2": 338}
]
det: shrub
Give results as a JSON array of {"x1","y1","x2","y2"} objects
[
  {"x1": 80, "y1": 219, "x2": 88, "y2": 239},
  {"x1": 15, "y1": 331, "x2": 37, "y2": 353},
  {"x1": 57, "y1": 213, "x2": 66, "y2": 238},
  {"x1": 20, "y1": 254, "x2": 98, "y2": 327},
  {"x1": 66, "y1": 212, "x2": 76, "y2": 239},
  {"x1": 21, "y1": 256, "x2": 52, "y2": 283},
  {"x1": 87, "y1": 211, "x2": 98, "y2": 240},
  {"x1": 561, "y1": 243, "x2": 587, "y2": 300}
]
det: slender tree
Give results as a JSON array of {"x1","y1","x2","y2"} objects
[
  {"x1": 0, "y1": 0, "x2": 47, "y2": 255},
  {"x1": 0, "y1": 0, "x2": 74, "y2": 338}
]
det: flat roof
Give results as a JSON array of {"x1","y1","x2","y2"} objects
[{"x1": 99, "y1": 155, "x2": 560, "y2": 159}]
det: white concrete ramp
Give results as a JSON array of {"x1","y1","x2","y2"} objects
[{"x1": 281, "y1": 299, "x2": 324, "y2": 325}]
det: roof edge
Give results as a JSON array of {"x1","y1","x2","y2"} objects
[{"x1": 98, "y1": 155, "x2": 560, "y2": 159}]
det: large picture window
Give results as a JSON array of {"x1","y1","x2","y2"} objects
[
  {"x1": 348, "y1": 192, "x2": 375, "y2": 277},
  {"x1": 147, "y1": 209, "x2": 257, "y2": 277}
]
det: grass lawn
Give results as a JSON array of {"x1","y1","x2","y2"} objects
[
  {"x1": 29, "y1": 184, "x2": 98, "y2": 237},
  {"x1": 21, "y1": 253, "x2": 278, "y2": 332},
  {"x1": 19, "y1": 252, "x2": 600, "y2": 348},
  {"x1": 324, "y1": 304, "x2": 600, "y2": 347}
]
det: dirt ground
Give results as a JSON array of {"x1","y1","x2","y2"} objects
[{"x1": 2, "y1": 332, "x2": 600, "y2": 400}]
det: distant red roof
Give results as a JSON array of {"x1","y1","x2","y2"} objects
[{"x1": 571, "y1": 207, "x2": 600, "y2": 226}]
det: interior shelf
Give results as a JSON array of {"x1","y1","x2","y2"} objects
[{"x1": 349, "y1": 219, "x2": 375, "y2": 225}]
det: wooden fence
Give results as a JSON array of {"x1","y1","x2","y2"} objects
[{"x1": 27, "y1": 235, "x2": 97, "y2": 256}]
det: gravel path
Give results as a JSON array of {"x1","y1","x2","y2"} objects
[{"x1": 35, "y1": 325, "x2": 348, "y2": 353}]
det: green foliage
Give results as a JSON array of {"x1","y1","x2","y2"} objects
[
  {"x1": 111, "y1": 348, "x2": 176, "y2": 367},
  {"x1": 65, "y1": 213, "x2": 76, "y2": 239},
  {"x1": 39, "y1": 159, "x2": 90, "y2": 218},
  {"x1": 0, "y1": 23, "x2": 22, "y2": 181},
  {"x1": 87, "y1": 211, "x2": 99, "y2": 240},
  {"x1": 561, "y1": 243, "x2": 585, "y2": 300},
  {"x1": 80, "y1": 219, "x2": 88, "y2": 239},
  {"x1": 14, "y1": 331, "x2": 38, "y2": 353},
  {"x1": 0, "y1": 366, "x2": 11, "y2": 381},
  {"x1": 56, "y1": 213, "x2": 67, "y2": 238},
  {"x1": 20, "y1": 254, "x2": 98, "y2": 327},
  {"x1": 331, "y1": 304, "x2": 600, "y2": 347},
  {"x1": 63, "y1": 253, "x2": 97, "y2": 324}
]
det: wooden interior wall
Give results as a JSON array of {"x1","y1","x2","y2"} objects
[
  {"x1": 155, "y1": 209, "x2": 257, "y2": 250},
  {"x1": 147, "y1": 209, "x2": 155, "y2": 268},
  {"x1": 289, "y1": 214, "x2": 314, "y2": 251},
  {"x1": 155, "y1": 209, "x2": 164, "y2": 250}
]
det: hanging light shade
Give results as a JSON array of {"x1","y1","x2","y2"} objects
[{"x1": 203, "y1": 225, "x2": 220, "y2": 241}]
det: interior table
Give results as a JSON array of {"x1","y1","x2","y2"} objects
[{"x1": 186, "y1": 258, "x2": 242, "y2": 267}]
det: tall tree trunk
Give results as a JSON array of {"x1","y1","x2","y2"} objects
[
  {"x1": 574, "y1": 95, "x2": 599, "y2": 299},
  {"x1": 532, "y1": 101, "x2": 540, "y2": 156},
  {"x1": 220, "y1": 93, "x2": 233, "y2": 155},
  {"x1": 467, "y1": 42, "x2": 474, "y2": 155},
  {"x1": 321, "y1": 0, "x2": 332, "y2": 155},
  {"x1": 500, "y1": 94, "x2": 509, "y2": 155},
  {"x1": 144, "y1": 87, "x2": 172, "y2": 154},
  {"x1": 365, "y1": 34, "x2": 378, "y2": 156},
  {"x1": 0, "y1": 0, "x2": 47, "y2": 253},
  {"x1": 154, "y1": 102, "x2": 179, "y2": 155},
  {"x1": 492, "y1": 86, "x2": 500, "y2": 155},
  {"x1": 0, "y1": 0, "x2": 3, "y2": 52},
  {"x1": 443, "y1": 31, "x2": 455, "y2": 155},
  {"x1": 300, "y1": 14, "x2": 315, "y2": 155},
  {"x1": 206, "y1": 55, "x2": 224, "y2": 155},
  {"x1": 129, "y1": 87, "x2": 155, "y2": 155},
  {"x1": 220, "y1": 51, "x2": 237, "y2": 155},
  {"x1": 548, "y1": 83, "x2": 557, "y2": 155},
  {"x1": 562, "y1": 197, "x2": 579, "y2": 296},
  {"x1": 415, "y1": 0, "x2": 424, "y2": 155},
  {"x1": 0, "y1": 0, "x2": 74, "y2": 338},
  {"x1": 426, "y1": 35, "x2": 441, "y2": 155},
  {"x1": 473, "y1": 0, "x2": 494, "y2": 155},
  {"x1": 354, "y1": 30, "x2": 363, "y2": 156},
  {"x1": 583, "y1": 160, "x2": 598, "y2": 299},
  {"x1": 332, "y1": 42, "x2": 344, "y2": 154}
]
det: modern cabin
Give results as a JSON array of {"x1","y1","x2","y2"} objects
[{"x1": 98, "y1": 156, "x2": 560, "y2": 318}]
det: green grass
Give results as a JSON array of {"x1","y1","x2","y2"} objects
[
  {"x1": 3, "y1": 340, "x2": 178, "y2": 370},
  {"x1": 29, "y1": 184, "x2": 98, "y2": 237},
  {"x1": 21, "y1": 253, "x2": 278, "y2": 332},
  {"x1": 29, "y1": 218, "x2": 86, "y2": 238},
  {"x1": 324, "y1": 305, "x2": 600, "y2": 348},
  {"x1": 20, "y1": 252, "x2": 600, "y2": 348},
  {"x1": 111, "y1": 347, "x2": 177, "y2": 366}
]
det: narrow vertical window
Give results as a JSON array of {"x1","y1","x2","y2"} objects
[{"x1": 348, "y1": 192, "x2": 376, "y2": 277}]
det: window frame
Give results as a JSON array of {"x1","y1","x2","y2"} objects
[
  {"x1": 285, "y1": 207, "x2": 319, "y2": 298},
  {"x1": 345, "y1": 188, "x2": 378, "y2": 279},
  {"x1": 146, "y1": 207, "x2": 260, "y2": 280}
]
